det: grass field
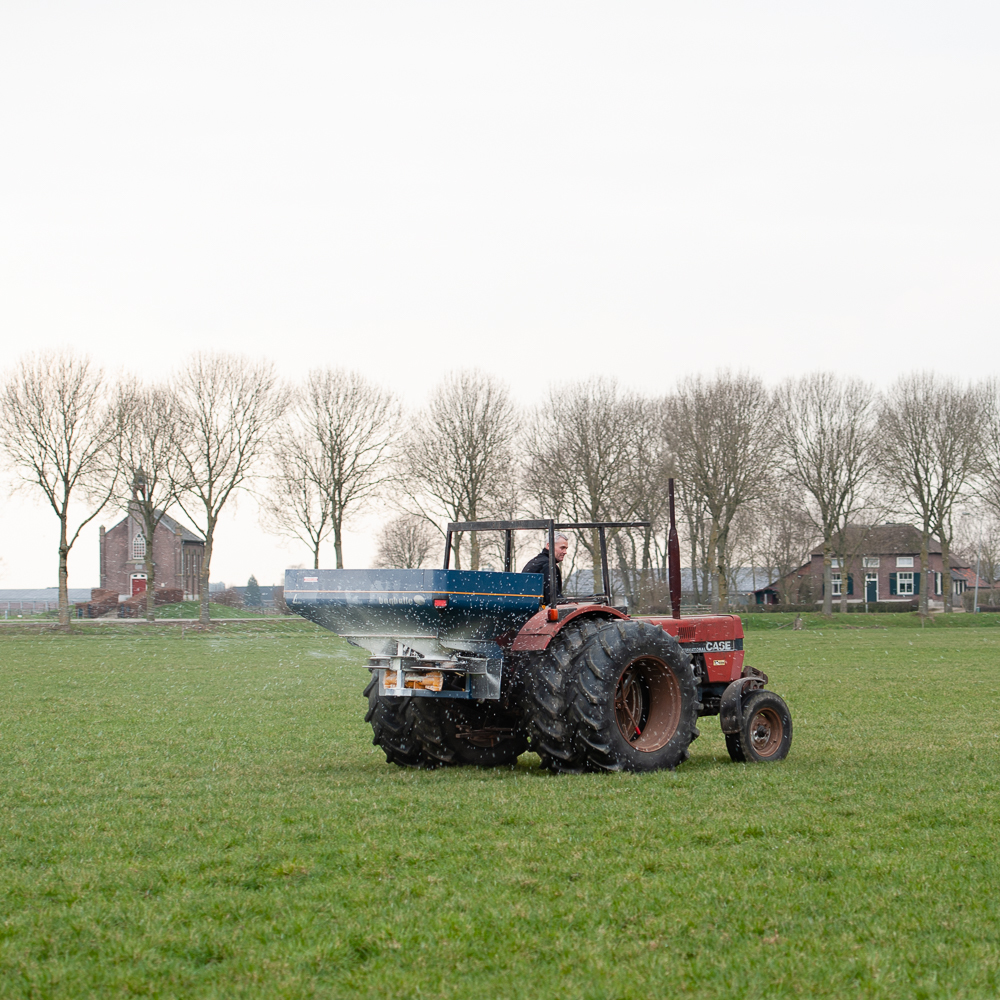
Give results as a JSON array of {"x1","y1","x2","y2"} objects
[
  {"x1": 1, "y1": 615, "x2": 999, "y2": 998},
  {"x1": 151, "y1": 601, "x2": 268, "y2": 619}
]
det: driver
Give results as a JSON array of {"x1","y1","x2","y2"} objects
[{"x1": 521, "y1": 532, "x2": 569, "y2": 605}]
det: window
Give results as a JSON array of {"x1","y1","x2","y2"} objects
[
  {"x1": 897, "y1": 571, "x2": 914, "y2": 595},
  {"x1": 830, "y1": 558, "x2": 842, "y2": 569},
  {"x1": 863, "y1": 556, "x2": 880, "y2": 568},
  {"x1": 896, "y1": 556, "x2": 914, "y2": 568},
  {"x1": 832, "y1": 573, "x2": 842, "y2": 596},
  {"x1": 132, "y1": 533, "x2": 146, "y2": 559}
]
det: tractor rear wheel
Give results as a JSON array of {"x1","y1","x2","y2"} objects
[
  {"x1": 526, "y1": 619, "x2": 700, "y2": 773},
  {"x1": 521, "y1": 618, "x2": 606, "y2": 772},
  {"x1": 411, "y1": 697, "x2": 528, "y2": 767},
  {"x1": 363, "y1": 672, "x2": 427, "y2": 767},
  {"x1": 736, "y1": 690, "x2": 792, "y2": 762}
]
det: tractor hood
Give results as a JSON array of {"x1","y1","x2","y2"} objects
[{"x1": 284, "y1": 568, "x2": 544, "y2": 659}]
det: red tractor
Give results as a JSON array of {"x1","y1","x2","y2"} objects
[{"x1": 285, "y1": 482, "x2": 792, "y2": 772}]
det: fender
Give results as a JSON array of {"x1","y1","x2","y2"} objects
[
  {"x1": 511, "y1": 604, "x2": 628, "y2": 652},
  {"x1": 719, "y1": 666, "x2": 769, "y2": 734}
]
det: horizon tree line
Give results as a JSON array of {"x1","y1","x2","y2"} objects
[{"x1": 3, "y1": 348, "x2": 1000, "y2": 624}]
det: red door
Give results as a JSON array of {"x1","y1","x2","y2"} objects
[{"x1": 131, "y1": 577, "x2": 147, "y2": 596}]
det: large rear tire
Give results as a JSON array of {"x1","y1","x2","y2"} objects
[
  {"x1": 568, "y1": 620, "x2": 700, "y2": 772},
  {"x1": 411, "y1": 697, "x2": 528, "y2": 767},
  {"x1": 521, "y1": 619, "x2": 605, "y2": 772},
  {"x1": 363, "y1": 672, "x2": 427, "y2": 767},
  {"x1": 525, "y1": 619, "x2": 700, "y2": 773}
]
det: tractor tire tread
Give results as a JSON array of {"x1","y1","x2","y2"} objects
[
  {"x1": 364, "y1": 671, "x2": 427, "y2": 767},
  {"x1": 526, "y1": 618, "x2": 699, "y2": 774},
  {"x1": 411, "y1": 697, "x2": 527, "y2": 768}
]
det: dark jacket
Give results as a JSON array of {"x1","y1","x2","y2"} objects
[{"x1": 521, "y1": 550, "x2": 562, "y2": 605}]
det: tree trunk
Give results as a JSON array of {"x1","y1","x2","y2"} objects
[
  {"x1": 145, "y1": 546, "x2": 156, "y2": 621},
  {"x1": 333, "y1": 521, "x2": 344, "y2": 569},
  {"x1": 58, "y1": 515, "x2": 70, "y2": 628},
  {"x1": 715, "y1": 551, "x2": 728, "y2": 609},
  {"x1": 642, "y1": 527, "x2": 654, "y2": 613},
  {"x1": 199, "y1": 524, "x2": 214, "y2": 624},
  {"x1": 839, "y1": 561, "x2": 848, "y2": 614},
  {"x1": 920, "y1": 529, "x2": 930, "y2": 616},
  {"x1": 941, "y1": 535, "x2": 952, "y2": 612},
  {"x1": 689, "y1": 530, "x2": 700, "y2": 605},
  {"x1": 313, "y1": 543, "x2": 320, "y2": 570},
  {"x1": 822, "y1": 538, "x2": 833, "y2": 616},
  {"x1": 591, "y1": 527, "x2": 602, "y2": 593},
  {"x1": 470, "y1": 530, "x2": 480, "y2": 572},
  {"x1": 711, "y1": 521, "x2": 727, "y2": 610}
]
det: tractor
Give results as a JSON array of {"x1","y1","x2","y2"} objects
[{"x1": 285, "y1": 481, "x2": 792, "y2": 772}]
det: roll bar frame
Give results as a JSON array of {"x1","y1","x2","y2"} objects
[{"x1": 443, "y1": 480, "x2": 684, "y2": 617}]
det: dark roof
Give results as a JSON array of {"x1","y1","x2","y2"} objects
[
  {"x1": 107, "y1": 509, "x2": 203, "y2": 544},
  {"x1": 811, "y1": 523, "x2": 939, "y2": 558},
  {"x1": 156, "y1": 511, "x2": 203, "y2": 544}
]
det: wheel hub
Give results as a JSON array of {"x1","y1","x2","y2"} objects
[
  {"x1": 747, "y1": 706, "x2": 783, "y2": 757},
  {"x1": 613, "y1": 657, "x2": 681, "y2": 752}
]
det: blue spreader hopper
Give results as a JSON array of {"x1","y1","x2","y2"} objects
[{"x1": 285, "y1": 568, "x2": 544, "y2": 700}]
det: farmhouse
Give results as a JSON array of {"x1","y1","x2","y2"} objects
[
  {"x1": 99, "y1": 508, "x2": 204, "y2": 600},
  {"x1": 754, "y1": 523, "x2": 984, "y2": 608}
]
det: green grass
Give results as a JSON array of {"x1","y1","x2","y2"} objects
[
  {"x1": 146, "y1": 601, "x2": 261, "y2": 619},
  {"x1": 2, "y1": 621, "x2": 999, "y2": 998},
  {"x1": 742, "y1": 609, "x2": 1000, "y2": 630}
]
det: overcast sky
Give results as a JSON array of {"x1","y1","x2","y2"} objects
[{"x1": 1, "y1": 1, "x2": 998, "y2": 589}]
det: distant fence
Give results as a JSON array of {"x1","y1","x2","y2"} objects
[{"x1": 2, "y1": 602, "x2": 58, "y2": 616}]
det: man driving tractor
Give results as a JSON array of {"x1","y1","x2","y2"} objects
[{"x1": 521, "y1": 532, "x2": 569, "y2": 604}]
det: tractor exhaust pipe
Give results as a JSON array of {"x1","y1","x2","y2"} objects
[{"x1": 668, "y1": 478, "x2": 681, "y2": 619}]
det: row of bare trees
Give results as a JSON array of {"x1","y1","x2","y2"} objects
[
  {"x1": 0, "y1": 351, "x2": 287, "y2": 625},
  {"x1": 370, "y1": 369, "x2": 999, "y2": 618},
  {"x1": 4, "y1": 352, "x2": 1000, "y2": 624},
  {"x1": 675, "y1": 372, "x2": 989, "y2": 616}
]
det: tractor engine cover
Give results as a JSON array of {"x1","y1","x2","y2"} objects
[{"x1": 641, "y1": 614, "x2": 745, "y2": 684}]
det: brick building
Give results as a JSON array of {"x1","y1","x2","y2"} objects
[
  {"x1": 754, "y1": 523, "x2": 980, "y2": 608},
  {"x1": 100, "y1": 508, "x2": 204, "y2": 599}
]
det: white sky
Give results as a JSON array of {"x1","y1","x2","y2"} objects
[{"x1": 1, "y1": 1, "x2": 999, "y2": 589}]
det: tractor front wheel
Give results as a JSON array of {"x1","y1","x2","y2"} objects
[{"x1": 734, "y1": 690, "x2": 792, "y2": 762}]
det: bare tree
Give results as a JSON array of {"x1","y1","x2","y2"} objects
[
  {"x1": 402, "y1": 370, "x2": 518, "y2": 571},
  {"x1": 112, "y1": 381, "x2": 187, "y2": 620},
  {"x1": 374, "y1": 514, "x2": 437, "y2": 568},
  {"x1": 260, "y1": 437, "x2": 332, "y2": 569},
  {"x1": 665, "y1": 372, "x2": 779, "y2": 609},
  {"x1": 977, "y1": 378, "x2": 1000, "y2": 547},
  {"x1": 777, "y1": 374, "x2": 878, "y2": 615},
  {"x1": 0, "y1": 351, "x2": 120, "y2": 626},
  {"x1": 293, "y1": 368, "x2": 400, "y2": 569},
  {"x1": 525, "y1": 378, "x2": 645, "y2": 591},
  {"x1": 879, "y1": 373, "x2": 982, "y2": 614},
  {"x1": 612, "y1": 398, "x2": 674, "y2": 611},
  {"x1": 955, "y1": 509, "x2": 1000, "y2": 589},
  {"x1": 830, "y1": 512, "x2": 894, "y2": 612},
  {"x1": 174, "y1": 353, "x2": 288, "y2": 624},
  {"x1": 674, "y1": 476, "x2": 712, "y2": 605}
]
